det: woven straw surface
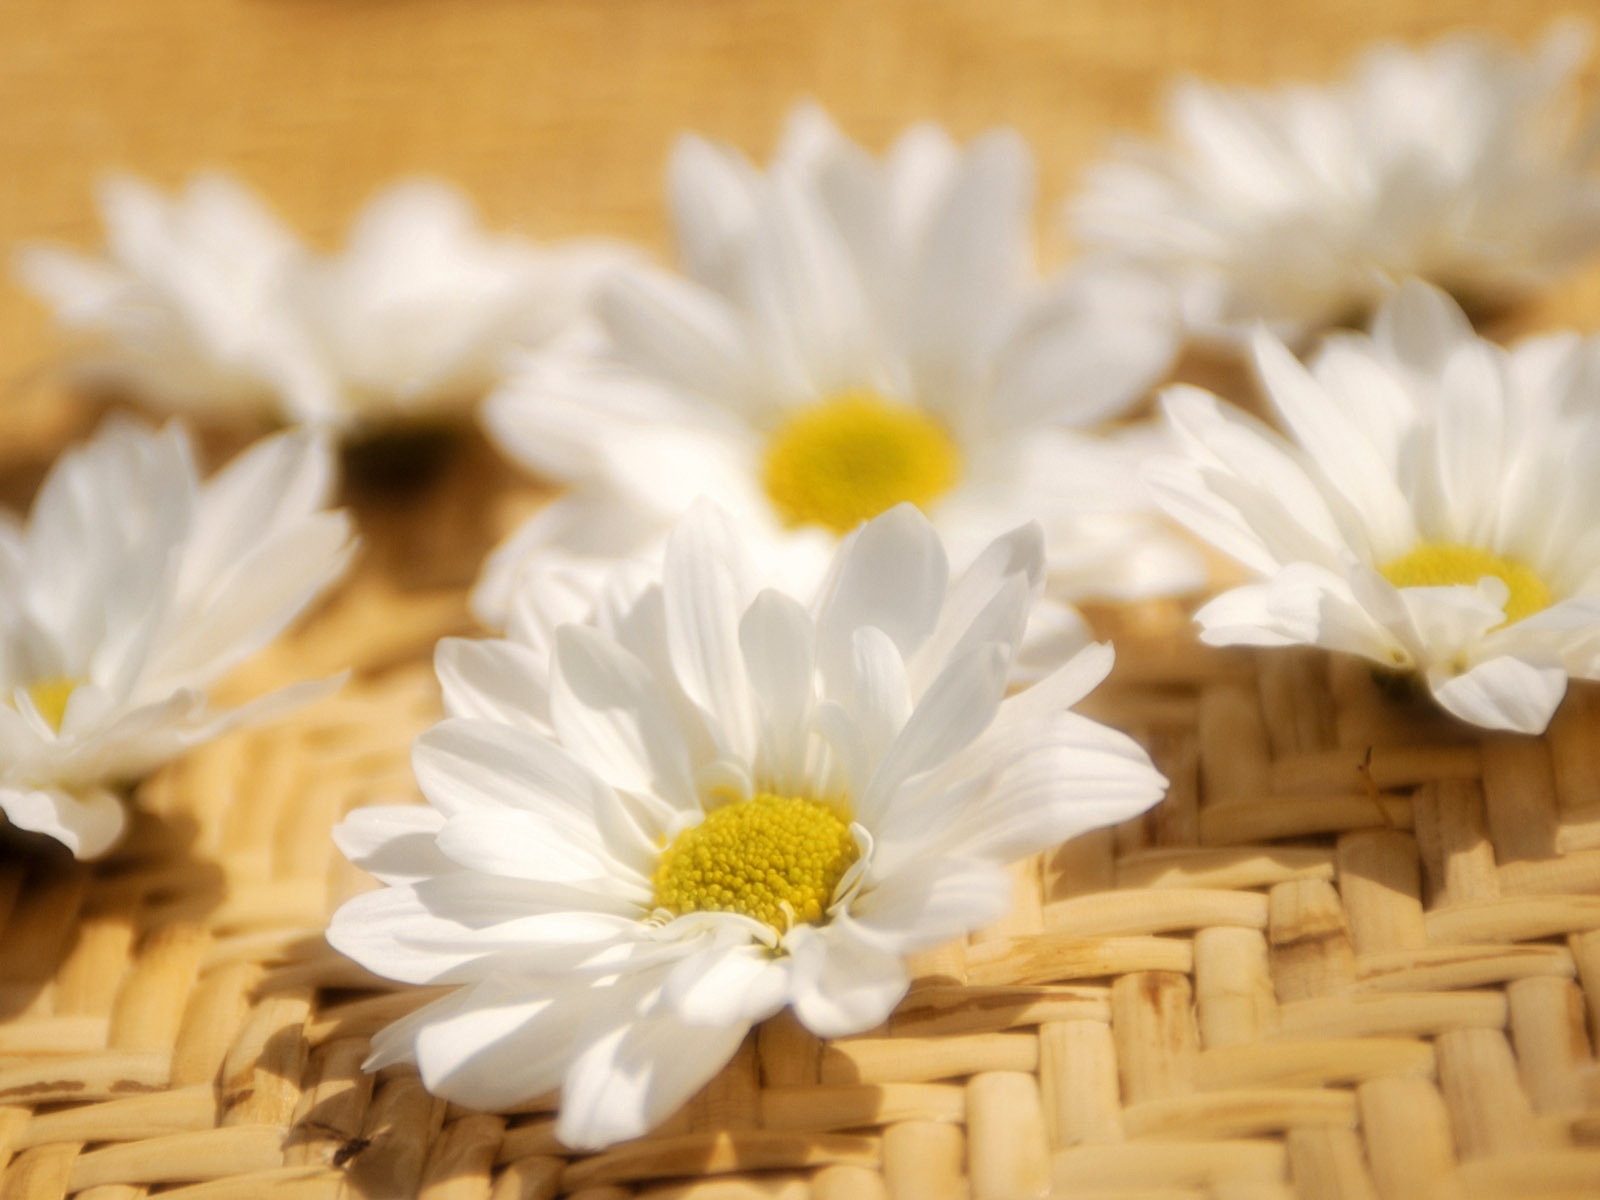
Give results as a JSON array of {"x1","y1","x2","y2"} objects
[{"x1": 5, "y1": 1, "x2": 1600, "y2": 1198}]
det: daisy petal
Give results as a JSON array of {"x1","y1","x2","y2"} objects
[
  {"x1": 471, "y1": 489, "x2": 659, "y2": 633},
  {"x1": 847, "y1": 857, "x2": 1013, "y2": 953},
  {"x1": 151, "y1": 512, "x2": 354, "y2": 688},
  {"x1": 327, "y1": 880, "x2": 639, "y2": 985},
  {"x1": 668, "y1": 133, "x2": 763, "y2": 298},
  {"x1": 559, "y1": 987, "x2": 752, "y2": 1151},
  {"x1": 786, "y1": 919, "x2": 911, "y2": 1039},
  {"x1": 847, "y1": 626, "x2": 913, "y2": 769},
  {"x1": 413, "y1": 974, "x2": 595, "y2": 1112},
  {"x1": 1425, "y1": 338, "x2": 1508, "y2": 546},
  {"x1": 907, "y1": 130, "x2": 1031, "y2": 416},
  {"x1": 599, "y1": 267, "x2": 754, "y2": 408},
  {"x1": 990, "y1": 264, "x2": 1177, "y2": 431},
  {"x1": 817, "y1": 505, "x2": 948, "y2": 691},
  {"x1": 1429, "y1": 656, "x2": 1568, "y2": 734},
  {"x1": 860, "y1": 642, "x2": 1008, "y2": 823},
  {"x1": 181, "y1": 428, "x2": 334, "y2": 576},
  {"x1": 997, "y1": 640, "x2": 1117, "y2": 727},
  {"x1": 1371, "y1": 277, "x2": 1475, "y2": 376},
  {"x1": 0, "y1": 785, "x2": 125, "y2": 860},
  {"x1": 951, "y1": 714, "x2": 1170, "y2": 864},
  {"x1": 435, "y1": 637, "x2": 550, "y2": 731},
  {"x1": 365, "y1": 986, "x2": 472, "y2": 1072},
  {"x1": 663, "y1": 502, "x2": 757, "y2": 759},
  {"x1": 434, "y1": 809, "x2": 649, "y2": 894},
  {"x1": 333, "y1": 804, "x2": 451, "y2": 886},
  {"x1": 738, "y1": 589, "x2": 815, "y2": 794},
  {"x1": 550, "y1": 625, "x2": 697, "y2": 811},
  {"x1": 413, "y1": 719, "x2": 660, "y2": 867},
  {"x1": 1253, "y1": 330, "x2": 1411, "y2": 560},
  {"x1": 663, "y1": 940, "x2": 790, "y2": 1027},
  {"x1": 916, "y1": 520, "x2": 1043, "y2": 685}
]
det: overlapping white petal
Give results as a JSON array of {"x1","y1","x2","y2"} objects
[
  {"x1": 1148, "y1": 280, "x2": 1600, "y2": 733},
  {"x1": 330, "y1": 502, "x2": 1167, "y2": 1149},
  {"x1": 1073, "y1": 25, "x2": 1600, "y2": 347},
  {"x1": 290, "y1": 179, "x2": 636, "y2": 430},
  {"x1": 16, "y1": 173, "x2": 631, "y2": 432},
  {"x1": 0, "y1": 419, "x2": 354, "y2": 856},
  {"x1": 15, "y1": 173, "x2": 328, "y2": 420},
  {"x1": 477, "y1": 103, "x2": 1201, "y2": 632}
]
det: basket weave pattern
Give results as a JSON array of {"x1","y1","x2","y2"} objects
[{"x1": 1, "y1": 455, "x2": 1597, "y2": 1199}]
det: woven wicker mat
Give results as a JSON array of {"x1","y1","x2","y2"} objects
[{"x1": 0, "y1": 424, "x2": 1594, "y2": 1200}]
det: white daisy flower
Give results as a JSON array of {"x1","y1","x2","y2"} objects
[
  {"x1": 0, "y1": 419, "x2": 355, "y2": 857},
  {"x1": 1072, "y1": 24, "x2": 1600, "y2": 348},
  {"x1": 475, "y1": 103, "x2": 1200, "y2": 631},
  {"x1": 15, "y1": 172, "x2": 330, "y2": 420},
  {"x1": 17, "y1": 173, "x2": 629, "y2": 434},
  {"x1": 289, "y1": 179, "x2": 634, "y2": 433},
  {"x1": 1146, "y1": 280, "x2": 1600, "y2": 734},
  {"x1": 329, "y1": 502, "x2": 1167, "y2": 1150}
]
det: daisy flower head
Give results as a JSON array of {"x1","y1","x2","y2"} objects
[
  {"x1": 329, "y1": 502, "x2": 1167, "y2": 1150},
  {"x1": 14, "y1": 172, "x2": 328, "y2": 421},
  {"x1": 1147, "y1": 279, "x2": 1600, "y2": 734},
  {"x1": 1072, "y1": 24, "x2": 1600, "y2": 348},
  {"x1": 287, "y1": 178, "x2": 635, "y2": 434},
  {"x1": 0, "y1": 419, "x2": 355, "y2": 857},
  {"x1": 475, "y1": 102, "x2": 1201, "y2": 629},
  {"x1": 16, "y1": 173, "x2": 630, "y2": 435}
]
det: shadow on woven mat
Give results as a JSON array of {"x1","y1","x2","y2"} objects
[{"x1": 0, "y1": 813, "x2": 225, "y2": 1026}]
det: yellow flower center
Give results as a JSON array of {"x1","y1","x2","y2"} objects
[
  {"x1": 761, "y1": 390, "x2": 961, "y2": 535},
  {"x1": 1379, "y1": 542, "x2": 1552, "y2": 625},
  {"x1": 22, "y1": 677, "x2": 78, "y2": 732},
  {"x1": 653, "y1": 793, "x2": 860, "y2": 932}
]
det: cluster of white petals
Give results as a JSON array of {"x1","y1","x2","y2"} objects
[
  {"x1": 0, "y1": 420, "x2": 354, "y2": 857},
  {"x1": 330, "y1": 503, "x2": 1167, "y2": 1149},
  {"x1": 16, "y1": 174, "x2": 629, "y2": 432},
  {"x1": 1074, "y1": 25, "x2": 1600, "y2": 346},
  {"x1": 1148, "y1": 281, "x2": 1600, "y2": 733},
  {"x1": 476, "y1": 103, "x2": 1203, "y2": 631}
]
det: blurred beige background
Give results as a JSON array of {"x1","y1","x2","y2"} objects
[{"x1": 2, "y1": 0, "x2": 1597, "y2": 458}]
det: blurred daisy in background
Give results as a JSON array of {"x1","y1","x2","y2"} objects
[
  {"x1": 14, "y1": 173, "x2": 325, "y2": 422},
  {"x1": 0, "y1": 420, "x2": 354, "y2": 857},
  {"x1": 289, "y1": 179, "x2": 632, "y2": 437},
  {"x1": 16, "y1": 173, "x2": 629, "y2": 437},
  {"x1": 1147, "y1": 280, "x2": 1600, "y2": 734},
  {"x1": 1072, "y1": 24, "x2": 1600, "y2": 349},
  {"x1": 330, "y1": 502, "x2": 1167, "y2": 1149},
  {"x1": 476, "y1": 103, "x2": 1203, "y2": 638}
]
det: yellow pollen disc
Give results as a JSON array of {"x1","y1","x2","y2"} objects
[
  {"x1": 23, "y1": 677, "x2": 78, "y2": 732},
  {"x1": 1379, "y1": 542, "x2": 1552, "y2": 625},
  {"x1": 653, "y1": 793, "x2": 859, "y2": 931},
  {"x1": 761, "y1": 390, "x2": 961, "y2": 535}
]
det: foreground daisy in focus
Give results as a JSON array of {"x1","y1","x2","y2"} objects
[
  {"x1": 1073, "y1": 25, "x2": 1600, "y2": 348},
  {"x1": 1147, "y1": 280, "x2": 1600, "y2": 734},
  {"x1": 0, "y1": 421, "x2": 354, "y2": 857},
  {"x1": 330, "y1": 503, "x2": 1166, "y2": 1149},
  {"x1": 476, "y1": 103, "x2": 1201, "y2": 628},
  {"x1": 16, "y1": 173, "x2": 625, "y2": 434}
]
